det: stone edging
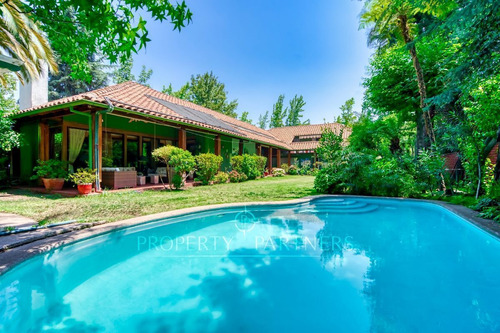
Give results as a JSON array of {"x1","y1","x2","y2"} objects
[{"x1": 0, "y1": 194, "x2": 498, "y2": 275}]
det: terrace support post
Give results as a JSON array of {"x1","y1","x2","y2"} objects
[
  {"x1": 178, "y1": 128, "x2": 187, "y2": 150},
  {"x1": 314, "y1": 152, "x2": 318, "y2": 169},
  {"x1": 239, "y1": 139, "x2": 244, "y2": 155},
  {"x1": 38, "y1": 122, "x2": 49, "y2": 161},
  {"x1": 257, "y1": 144, "x2": 262, "y2": 156},
  {"x1": 94, "y1": 113, "x2": 103, "y2": 191},
  {"x1": 268, "y1": 147, "x2": 273, "y2": 171},
  {"x1": 276, "y1": 149, "x2": 281, "y2": 167},
  {"x1": 288, "y1": 151, "x2": 291, "y2": 166},
  {"x1": 215, "y1": 135, "x2": 221, "y2": 156}
]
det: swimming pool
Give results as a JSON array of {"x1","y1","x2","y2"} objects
[{"x1": 1, "y1": 197, "x2": 499, "y2": 332}]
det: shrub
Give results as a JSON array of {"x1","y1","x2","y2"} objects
[
  {"x1": 229, "y1": 170, "x2": 242, "y2": 183},
  {"x1": 213, "y1": 171, "x2": 229, "y2": 184},
  {"x1": 69, "y1": 168, "x2": 96, "y2": 185},
  {"x1": 195, "y1": 153, "x2": 223, "y2": 185},
  {"x1": 254, "y1": 156, "x2": 267, "y2": 176},
  {"x1": 288, "y1": 165, "x2": 299, "y2": 175},
  {"x1": 299, "y1": 160, "x2": 312, "y2": 175},
  {"x1": 230, "y1": 154, "x2": 261, "y2": 180},
  {"x1": 152, "y1": 145, "x2": 196, "y2": 190},
  {"x1": 280, "y1": 163, "x2": 289, "y2": 173},
  {"x1": 272, "y1": 168, "x2": 286, "y2": 177},
  {"x1": 31, "y1": 159, "x2": 68, "y2": 180}
]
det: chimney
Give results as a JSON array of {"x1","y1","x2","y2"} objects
[{"x1": 19, "y1": 62, "x2": 48, "y2": 110}]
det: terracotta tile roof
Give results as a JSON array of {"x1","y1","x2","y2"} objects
[
  {"x1": 268, "y1": 123, "x2": 351, "y2": 151},
  {"x1": 15, "y1": 81, "x2": 291, "y2": 150}
]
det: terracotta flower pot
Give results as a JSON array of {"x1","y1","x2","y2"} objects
[
  {"x1": 42, "y1": 178, "x2": 65, "y2": 191},
  {"x1": 77, "y1": 183, "x2": 93, "y2": 195}
]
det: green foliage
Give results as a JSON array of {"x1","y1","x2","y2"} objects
[
  {"x1": 258, "y1": 111, "x2": 269, "y2": 129},
  {"x1": 254, "y1": 156, "x2": 267, "y2": 176},
  {"x1": 171, "y1": 174, "x2": 184, "y2": 190},
  {"x1": 230, "y1": 154, "x2": 262, "y2": 180},
  {"x1": 213, "y1": 171, "x2": 229, "y2": 184},
  {"x1": 195, "y1": 153, "x2": 223, "y2": 185},
  {"x1": 165, "y1": 72, "x2": 238, "y2": 117},
  {"x1": 288, "y1": 165, "x2": 299, "y2": 175},
  {"x1": 31, "y1": 160, "x2": 68, "y2": 180},
  {"x1": 286, "y1": 95, "x2": 309, "y2": 126},
  {"x1": 269, "y1": 95, "x2": 287, "y2": 128},
  {"x1": 239, "y1": 111, "x2": 253, "y2": 124},
  {"x1": 280, "y1": 163, "x2": 290, "y2": 173},
  {"x1": 0, "y1": 74, "x2": 21, "y2": 151},
  {"x1": 228, "y1": 170, "x2": 246, "y2": 183},
  {"x1": 69, "y1": 168, "x2": 97, "y2": 185},
  {"x1": 49, "y1": 54, "x2": 109, "y2": 101},
  {"x1": 272, "y1": 168, "x2": 286, "y2": 177},
  {"x1": 336, "y1": 98, "x2": 357, "y2": 126},
  {"x1": 27, "y1": 0, "x2": 192, "y2": 81},
  {"x1": 113, "y1": 57, "x2": 153, "y2": 86},
  {"x1": 152, "y1": 145, "x2": 195, "y2": 189}
]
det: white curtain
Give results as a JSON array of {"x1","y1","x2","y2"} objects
[{"x1": 68, "y1": 128, "x2": 86, "y2": 172}]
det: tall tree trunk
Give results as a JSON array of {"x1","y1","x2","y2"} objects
[{"x1": 397, "y1": 14, "x2": 435, "y2": 155}]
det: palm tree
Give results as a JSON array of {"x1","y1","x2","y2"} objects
[
  {"x1": 360, "y1": 0, "x2": 456, "y2": 154},
  {"x1": 0, "y1": 0, "x2": 57, "y2": 85}
]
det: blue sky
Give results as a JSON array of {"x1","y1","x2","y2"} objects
[{"x1": 133, "y1": 0, "x2": 372, "y2": 125}]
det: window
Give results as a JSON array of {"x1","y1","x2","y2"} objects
[
  {"x1": 103, "y1": 133, "x2": 124, "y2": 167},
  {"x1": 126, "y1": 135, "x2": 139, "y2": 168}
]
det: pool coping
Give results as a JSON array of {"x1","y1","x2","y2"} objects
[{"x1": 1, "y1": 194, "x2": 499, "y2": 275}]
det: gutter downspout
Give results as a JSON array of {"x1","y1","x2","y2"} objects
[{"x1": 94, "y1": 98, "x2": 115, "y2": 191}]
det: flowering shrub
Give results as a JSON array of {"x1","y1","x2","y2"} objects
[
  {"x1": 272, "y1": 168, "x2": 286, "y2": 177},
  {"x1": 213, "y1": 171, "x2": 229, "y2": 184}
]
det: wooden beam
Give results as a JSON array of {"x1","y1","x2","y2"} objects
[
  {"x1": 288, "y1": 151, "x2": 291, "y2": 166},
  {"x1": 215, "y1": 135, "x2": 221, "y2": 156},
  {"x1": 268, "y1": 147, "x2": 273, "y2": 171},
  {"x1": 98, "y1": 113, "x2": 103, "y2": 180},
  {"x1": 38, "y1": 122, "x2": 49, "y2": 161},
  {"x1": 178, "y1": 128, "x2": 187, "y2": 150},
  {"x1": 124, "y1": 135, "x2": 128, "y2": 166},
  {"x1": 239, "y1": 139, "x2": 244, "y2": 155},
  {"x1": 276, "y1": 149, "x2": 281, "y2": 167},
  {"x1": 257, "y1": 144, "x2": 262, "y2": 156}
]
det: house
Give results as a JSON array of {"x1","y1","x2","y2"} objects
[
  {"x1": 268, "y1": 123, "x2": 351, "y2": 167},
  {"x1": 11, "y1": 81, "x2": 349, "y2": 189}
]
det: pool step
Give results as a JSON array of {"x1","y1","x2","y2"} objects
[
  {"x1": 314, "y1": 202, "x2": 379, "y2": 214},
  {"x1": 314, "y1": 201, "x2": 368, "y2": 209}
]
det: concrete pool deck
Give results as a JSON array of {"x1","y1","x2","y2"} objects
[{"x1": 0, "y1": 195, "x2": 499, "y2": 275}]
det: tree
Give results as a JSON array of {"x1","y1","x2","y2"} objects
[
  {"x1": 20, "y1": 0, "x2": 192, "y2": 82},
  {"x1": 164, "y1": 72, "x2": 239, "y2": 118},
  {"x1": 0, "y1": 74, "x2": 21, "y2": 151},
  {"x1": 113, "y1": 57, "x2": 153, "y2": 86},
  {"x1": 336, "y1": 98, "x2": 357, "y2": 127},
  {"x1": 269, "y1": 95, "x2": 287, "y2": 128},
  {"x1": 286, "y1": 95, "x2": 309, "y2": 126},
  {"x1": 162, "y1": 83, "x2": 190, "y2": 100},
  {"x1": 0, "y1": 0, "x2": 57, "y2": 83},
  {"x1": 49, "y1": 54, "x2": 110, "y2": 101},
  {"x1": 360, "y1": 0, "x2": 456, "y2": 154},
  {"x1": 258, "y1": 111, "x2": 269, "y2": 129},
  {"x1": 239, "y1": 112, "x2": 253, "y2": 124},
  {"x1": 138, "y1": 66, "x2": 153, "y2": 87}
]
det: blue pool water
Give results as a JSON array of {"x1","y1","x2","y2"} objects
[{"x1": 1, "y1": 197, "x2": 500, "y2": 332}]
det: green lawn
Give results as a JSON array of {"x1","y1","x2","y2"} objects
[{"x1": 0, "y1": 176, "x2": 316, "y2": 224}]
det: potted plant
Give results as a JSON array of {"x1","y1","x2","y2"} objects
[
  {"x1": 69, "y1": 168, "x2": 96, "y2": 195},
  {"x1": 31, "y1": 159, "x2": 68, "y2": 191}
]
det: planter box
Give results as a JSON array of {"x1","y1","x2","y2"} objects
[
  {"x1": 137, "y1": 176, "x2": 146, "y2": 186},
  {"x1": 148, "y1": 175, "x2": 159, "y2": 184},
  {"x1": 102, "y1": 168, "x2": 137, "y2": 189}
]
